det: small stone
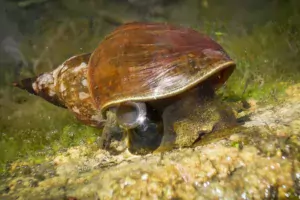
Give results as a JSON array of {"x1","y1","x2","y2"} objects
[
  {"x1": 141, "y1": 173, "x2": 148, "y2": 181},
  {"x1": 123, "y1": 176, "x2": 136, "y2": 187}
]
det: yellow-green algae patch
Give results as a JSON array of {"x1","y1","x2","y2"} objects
[{"x1": 0, "y1": 87, "x2": 100, "y2": 173}]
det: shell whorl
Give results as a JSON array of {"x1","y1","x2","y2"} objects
[{"x1": 15, "y1": 53, "x2": 105, "y2": 127}]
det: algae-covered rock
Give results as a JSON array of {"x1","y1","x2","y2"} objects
[{"x1": 1, "y1": 83, "x2": 300, "y2": 199}]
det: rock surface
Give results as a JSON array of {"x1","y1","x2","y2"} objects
[{"x1": 0, "y1": 84, "x2": 300, "y2": 200}]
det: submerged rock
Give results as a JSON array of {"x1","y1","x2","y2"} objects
[{"x1": 0, "y1": 83, "x2": 300, "y2": 199}]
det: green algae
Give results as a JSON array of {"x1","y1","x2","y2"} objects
[{"x1": 0, "y1": 87, "x2": 100, "y2": 172}]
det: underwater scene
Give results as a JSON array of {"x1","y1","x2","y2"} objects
[{"x1": 0, "y1": 0, "x2": 300, "y2": 199}]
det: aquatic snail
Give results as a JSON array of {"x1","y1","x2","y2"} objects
[{"x1": 15, "y1": 22, "x2": 237, "y2": 154}]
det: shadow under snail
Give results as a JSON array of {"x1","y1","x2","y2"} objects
[{"x1": 15, "y1": 22, "x2": 237, "y2": 154}]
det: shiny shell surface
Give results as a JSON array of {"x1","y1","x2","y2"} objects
[{"x1": 88, "y1": 22, "x2": 235, "y2": 112}]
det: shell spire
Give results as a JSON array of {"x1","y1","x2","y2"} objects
[
  {"x1": 14, "y1": 53, "x2": 105, "y2": 127},
  {"x1": 13, "y1": 77, "x2": 37, "y2": 95},
  {"x1": 14, "y1": 73, "x2": 66, "y2": 108}
]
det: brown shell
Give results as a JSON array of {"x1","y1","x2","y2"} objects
[
  {"x1": 88, "y1": 22, "x2": 235, "y2": 112},
  {"x1": 54, "y1": 53, "x2": 104, "y2": 127}
]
